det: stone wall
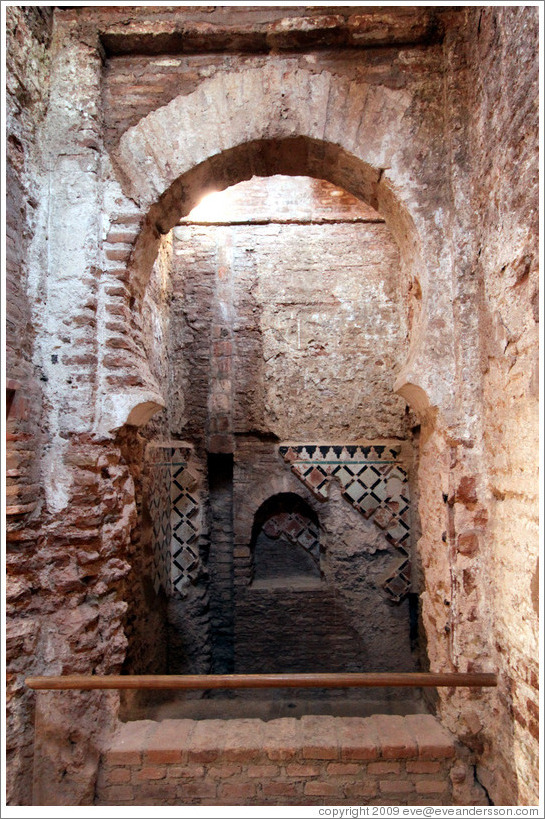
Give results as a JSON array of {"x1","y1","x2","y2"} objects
[
  {"x1": 116, "y1": 239, "x2": 173, "y2": 680},
  {"x1": 165, "y1": 176, "x2": 416, "y2": 677},
  {"x1": 235, "y1": 586, "x2": 372, "y2": 674},
  {"x1": 233, "y1": 440, "x2": 417, "y2": 677},
  {"x1": 463, "y1": 6, "x2": 539, "y2": 805},
  {"x1": 5, "y1": 4, "x2": 539, "y2": 808},
  {"x1": 98, "y1": 5, "x2": 449, "y2": 149},
  {"x1": 6, "y1": 9, "x2": 137, "y2": 805},
  {"x1": 169, "y1": 178, "x2": 410, "y2": 445},
  {"x1": 5, "y1": 6, "x2": 53, "y2": 804},
  {"x1": 413, "y1": 7, "x2": 540, "y2": 806}
]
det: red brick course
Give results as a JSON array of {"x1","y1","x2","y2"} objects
[{"x1": 97, "y1": 714, "x2": 460, "y2": 806}]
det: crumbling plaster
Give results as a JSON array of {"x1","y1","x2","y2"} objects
[{"x1": 5, "y1": 4, "x2": 539, "y2": 808}]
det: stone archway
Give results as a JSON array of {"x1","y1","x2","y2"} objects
[
  {"x1": 23, "y1": 54, "x2": 478, "y2": 807},
  {"x1": 10, "y1": 8, "x2": 537, "y2": 807},
  {"x1": 94, "y1": 59, "x2": 454, "y2": 698},
  {"x1": 97, "y1": 63, "x2": 455, "y2": 437}
]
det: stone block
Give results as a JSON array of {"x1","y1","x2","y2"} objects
[
  {"x1": 102, "y1": 766, "x2": 132, "y2": 786},
  {"x1": 380, "y1": 779, "x2": 414, "y2": 794},
  {"x1": 406, "y1": 761, "x2": 442, "y2": 774},
  {"x1": 218, "y1": 782, "x2": 256, "y2": 799},
  {"x1": 246, "y1": 764, "x2": 279, "y2": 778},
  {"x1": 98, "y1": 784, "x2": 135, "y2": 803},
  {"x1": 368, "y1": 761, "x2": 401, "y2": 775},
  {"x1": 339, "y1": 720, "x2": 380, "y2": 762},
  {"x1": 221, "y1": 719, "x2": 264, "y2": 763},
  {"x1": 167, "y1": 764, "x2": 205, "y2": 779},
  {"x1": 457, "y1": 530, "x2": 480, "y2": 556},
  {"x1": 187, "y1": 720, "x2": 227, "y2": 763},
  {"x1": 416, "y1": 779, "x2": 449, "y2": 794},
  {"x1": 370, "y1": 715, "x2": 418, "y2": 759},
  {"x1": 136, "y1": 765, "x2": 167, "y2": 781},
  {"x1": 286, "y1": 763, "x2": 321, "y2": 777},
  {"x1": 300, "y1": 715, "x2": 339, "y2": 760},
  {"x1": 263, "y1": 719, "x2": 299, "y2": 762},
  {"x1": 304, "y1": 780, "x2": 341, "y2": 797},
  {"x1": 206, "y1": 764, "x2": 241, "y2": 779},
  {"x1": 404, "y1": 715, "x2": 456, "y2": 760},
  {"x1": 345, "y1": 781, "x2": 378, "y2": 798},
  {"x1": 105, "y1": 721, "x2": 156, "y2": 766},
  {"x1": 178, "y1": 780, "x2": 218, "y2": 799}
]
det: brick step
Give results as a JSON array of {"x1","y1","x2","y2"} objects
[{"x1": 96, "y1": 714, "x2": 460, "y2": 806}]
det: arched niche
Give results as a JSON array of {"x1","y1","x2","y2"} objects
[
  {"x1": 104, "y1": 138, "x2": 427, "y2": 686},
  {"x1": 248, "y1": 493, "x2": 321, "y2": 587}
]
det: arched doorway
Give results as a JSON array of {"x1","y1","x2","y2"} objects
[
  {"x1": 112, "y1": 167, "x2": 422, "y2": 713},
  {"x1": 95, "y1": 63, "x2": 451, "y2": 720}
]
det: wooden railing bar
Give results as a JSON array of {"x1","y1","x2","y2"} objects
[{"x1": 25, "y1": 672, "x2": 497, "y2": 691}]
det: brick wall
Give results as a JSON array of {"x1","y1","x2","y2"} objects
[
  {"x1": 233, "y1": 440, "x2": 417, "y2": 676},
  {"x1": 182, "y1": 175, "x2": 382, "y2": 223},
  {"x1": 165, "y1": 177, "x2": 415, "y2": 678},
  {"x1": 5, "y1": 6, "x2": 52, "y2": 518},
  {"x1": 96, "y1": 713, "x2": 483, "y2": 806},
  {"x1": 5, "y1": 4, "x2": 539, "y2": 808},
  {"x1": 98, "y1": 7, "x2": 446, "y2": 149},
  {"x1": 471, "y1": 7, "x2": 539, "y2": 804},
  {"x1": 235, "y1": 586, "x2": 370, "y2": 674},
  {"x1": 170, "y1": 185, "x2": 410, "y2": 445},
  {"x1": 5, "y1": 6, "x2": 52, "y2": 804},
  {"x1": 417, "y1": 7, "x2": 540, "y2": 806}
]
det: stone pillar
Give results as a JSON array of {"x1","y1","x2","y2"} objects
[
  {"x1": 32, "y1": 690, "x2": 118, "y2": 806},
  {"x1": 27, "y1": 24, "x2": 103, "y2": 511}
]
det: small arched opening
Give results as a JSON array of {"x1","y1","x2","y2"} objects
[{"x1": 249, "y1": 492, "x2": 322, "y2": 587}]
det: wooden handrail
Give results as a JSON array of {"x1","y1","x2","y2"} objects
[{"x1": 25, "y1": 672, "x2": 497, "y2": 691}]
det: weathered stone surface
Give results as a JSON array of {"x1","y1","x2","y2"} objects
[
  {"x1": 5, "y1": 4, "x2": 539, "y2": 809},
  {"x1": 170, "y1": 182, "x2": 409, "y2": 442}
]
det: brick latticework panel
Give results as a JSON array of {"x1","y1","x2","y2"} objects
[
  {"x1": 262, "y1": 512, "x2": 320, "y2": 566},
  {"x1": 96, "y1": 714, "x2": 485, "y2": 806},
  {"x1": 171, "y1": 463, "x2": 201, "y2": 590},
  {"x1": 280, "y1": 445, "x2": 411, "y2": 602},
  {"x1": 145, "y1": 444, "x2": 202, "y2": 596},
  {"x1": 146, "y1": 451, "x2": 171, "y2": 595}
]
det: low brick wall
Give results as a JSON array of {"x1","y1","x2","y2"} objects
[{"x1": 96, "y1": 714, "x2": 467, "y2": 806}]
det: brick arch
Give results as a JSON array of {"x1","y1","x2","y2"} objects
[
  {"x1": 128, "y1": 137, "x2": 383, "y2": 296},
  {"x1": 113, "y1": 65, "x2": 423, "y2": 294},
  {"x1": 112, "y1": 65, "x2": 406, "y2": 212},
  {"x1": 100, "y1": 64, "x2": 446, "y2": 433}
]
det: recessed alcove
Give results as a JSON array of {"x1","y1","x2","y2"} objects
[
  {"x1": 250, "y1": 492, "x2": 322, "y2": 587},
  {"x1": 120, "y1": 172, "x2": 424, "y2": 723},
  {"x1": 6, "y1": 8, "x2": 539, "y2": 807}
]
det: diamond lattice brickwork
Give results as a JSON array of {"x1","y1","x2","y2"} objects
[
  {"x1": 171, "y1": 463, "x2": 201, "y2": 592},
  {"x1": 145, "y1": 444, "x2": 202, "y2": 596},
  {"x1": 147, "y1": 455, "x2": 171, "y2": 596},
  {"x1": 263, "y1": 511, "x2": 320, "y2": 564},
  {"x1": 278, "y1": 444, "x2": 411, "y2": 602}
]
